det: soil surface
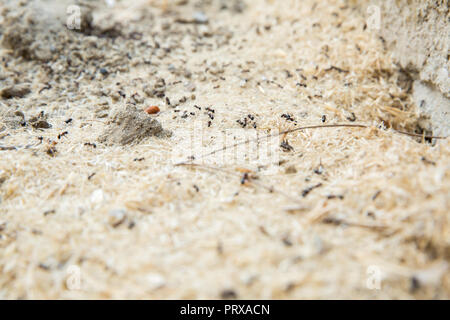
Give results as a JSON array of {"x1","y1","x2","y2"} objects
[{"x1": 0, "y1": 0, "x2": 449, "y2": 299}]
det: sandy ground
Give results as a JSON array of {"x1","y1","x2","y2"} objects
[{"x1": 0, "y1": 0, "x2": 449, "y2": 299}]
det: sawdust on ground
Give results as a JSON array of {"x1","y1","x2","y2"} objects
[{"x1": 0, "y1": 0, "x2": 449, "y2": 299}]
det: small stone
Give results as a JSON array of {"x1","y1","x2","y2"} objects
[
  {"x1": 193, "y1": 12, "x2": 208, "y2": 24},
  {"x1": 285, "y1": 165, "x2": 297, "y2": 174},
  {"x1": 99, "y1": 68, "x2": 109, "y2": 76},
  {"x1": 146, "y1": 273, "x2": 166, "y2": 290},
  {"x1": 1, "y1": 84, "x2": 31, "y2": 99},
  {"x1": 91, "y1": 189, "x2": 105, "y2": 203},
  {"x1": 31, "y1": 120, "x2": 51, "y2": 129},
  {"x1": 314, "y1": 165, "x2": 324, "y2": 175},
  {"x1": 184, "y1": 82, "x2": 196, "y2": 92},
  {"x1": 220, "y1": 289, "x2": 238, "y2": 299},
  {"x1": 108, "y1": 209, "x2": 127, "y2": 228},
  {"x1": 168, "y1": 64, "x2": 176, "y2": 72},
  {"x1": 161, "y1": 22, "x2": 170, "y2": 30},
  {"x1": 198, "y1": 25, "x2": 212, "y2": 37},
  {"x1": 29, "y1": 111, "x2": 52, "y2": 129},
  {"x1": 105, "y1": 0, "x2": 116, "y2": 7},
  {"x1": 2, "y1": 110, "x2": 26, "y2": 128}
]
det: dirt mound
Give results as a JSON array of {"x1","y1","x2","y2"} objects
[{"x1": 99, "y1": 105, "x2": 171, "y2": 145}]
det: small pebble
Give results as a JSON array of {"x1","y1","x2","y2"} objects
[
  {"x1": 193, "y1": 12, "x2": 209, "y2": 24},
  {"x1": 285, "y1": 165, "x2": 297, "y2": 174},
  {"x1": 146, "y1": 273, "x2": 166, "y2": 290},
  {"x1": 221, "y1": 289, "x2": 238, "y2": 299},
  {"x1": 1, "y1": 84, "x2": 31, "y2": 99},
  {"x1": 91, "y1": 189, "x2": 105, "y2": 203},
  {"x1": 99, "y1": 68, "x2": 109, "y2": 76},
  {"x1": 108, "y1": 209, "x2": 127, "y2": 228}
]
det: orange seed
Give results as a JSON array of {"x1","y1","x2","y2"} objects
[{"x1": 144, "y1": 106, "x2": 160, "y2": 114}]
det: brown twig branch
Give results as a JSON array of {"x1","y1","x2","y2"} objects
[{"x1": 175, "y1": 123, "x2": 446, "y2": 165}]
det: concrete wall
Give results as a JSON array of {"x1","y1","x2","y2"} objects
[{"x1": 359, "y1": 0, "x2": 449, "y2": 136}]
